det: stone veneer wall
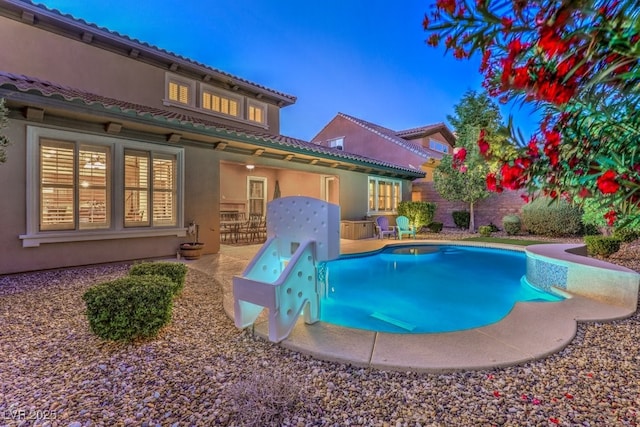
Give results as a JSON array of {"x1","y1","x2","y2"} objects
[{"x1": 413, "y1": 182, "x2": 527, "y2": 230}]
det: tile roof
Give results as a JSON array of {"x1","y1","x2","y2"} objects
[
  {"x1": 395, "y1": 123, "x2": 448, "y2": 138},
  {"x1": 0, "y1": 71, "x2": 423, "y2": 178},
  {"x1": 337, "y1": 112, "x2": 447, "y2": 159},
  {"x1": 6, "y1": 0, "x2": 296, "y2": 104}
]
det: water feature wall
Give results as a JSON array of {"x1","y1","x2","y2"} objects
[{"x1": 233, "y1": 196, "x2": 340, "y2": 342}]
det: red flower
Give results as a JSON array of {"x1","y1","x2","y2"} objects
[
  {"x1": 597, "y1": 170, "x2": 620, "y2": 194},
  {"x1": 477, "y1": 129, "x2": 490, "y2": 155},
  {"x1": 550, "y1": 418, "x2": 560, "y2": 424},
  {"x1": 453, "y1": 147, "x2": 467, "y2": 165},
  {"x1": 501, "y1": 16, "x2": 514, "y2": 32},
  {"x1": 480, "y1": 50, "x2": 491, "y2": 72},
  {"x1": 426, "y1": 34, "x2": 440, "y2": 47},
  {"x1": 486, "y1": 173, "x2": 503, "y2": 193},
  {"x1": 604, "y1": 209, "x2": 617, "y2": 226},
  {"x1": 422, "y1": 14, "x2": 430, "y2": 29},
  {"x1": 493, "y1": 390, "x2": 501, "y2": 397},
  {"x1": 527, "y1": 139, "x2": 540, "y2": 157},
  {"x1": 578, "y1": 187, "x2": 590, "y2": 198},
  {"x1": 454, "y1": 47, "x2": 467, "y2": 59},
  {"x1": 512, "y1": 66, "x2": 531, "y2": 89},
  {"x1": 436, "y1": 0, "x2": 457, "y2": 14}
]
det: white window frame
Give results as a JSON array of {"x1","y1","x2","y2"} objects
[
  {"x1": 21, "y1": 126, "x2": 186, "y2": 247},
  {"x1": 246, "y1": 99, "x2": 267, "y2": 125},
  {"x1": 367, "y1": 176, "x2": 402, "y2": 215},
  {"x1": 164, "y1": 73, "x2": 196, "y2": 108},
  {"x1": 328, "y1": 137, "x2": 344, "y2": 150},
  {"x1": 200, "y1": 84, "x2": 243, "y2": 119},
  {"x1": 429, "y1": 139, "x2": 450, "y2": 153},
  {"x1": 246, "y1": 176, "x2": 267, "y2": 216}
]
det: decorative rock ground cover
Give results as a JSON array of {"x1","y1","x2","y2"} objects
[{"x1": 0, "y1": 238, "x2": 639, "y2": 426}]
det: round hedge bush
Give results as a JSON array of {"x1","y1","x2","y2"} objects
[
  {"x1": 502, "y1": 215, "x2": 522, "y2": 236},
  {"x1": 521, "y1": 197, "x2": 583, "y2": 237}
]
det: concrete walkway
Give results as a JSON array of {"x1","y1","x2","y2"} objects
[{"x1": 189, "y1": 239, "x2": 633, "y2": 373}]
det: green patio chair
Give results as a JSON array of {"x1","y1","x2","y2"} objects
[{"x1": 395, "y1": 215, "x2": 416, "y2": 240}]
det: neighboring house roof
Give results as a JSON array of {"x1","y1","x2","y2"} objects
[
  {"x1": 396, "y1": 123, "x2": 457, "y2": 145},
  {"x1": 0, "y1": 71, "x2": 424, "y2": 179},
  {"x1": 337, "y1": 113, "x2": 433, "y2": 159},
  {"x1": 1, "y1": 0, "x2": 296, "y2": 106},
  {"x1": 337, "y1": 112, "x2": 454, "y2": 160}
]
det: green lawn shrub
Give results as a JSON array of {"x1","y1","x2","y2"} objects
[
  {"x1": 502, "y1": 215, "x2": 522, "y2": 236},
  {"x1": 397, "y1": 201, "x2": 437, "y2": 230},
  {"x1": 478, "y1": 225, "x2": 493, "y2": 237},
  {"x1": 427, "y1": 222, "x2": 443, "y2": 233},
  {"x1": 129, "y1": 262, "x2": 188, "y2": 295},
  {"x1": 83, "y1": 275, "x2": 174, "y2": 341},
  {"x1": 584, "y1": 236, "x2": 621, "y2": 258},
  {"x1": 452, "y1": 211, "x2": 470, "y2": 230},
  {"x1": 612, "y1": 227, "x2": 639, "y2": 243},
  {"x1": 521, "y1": 197, "x2": 583, "y2": 237}
]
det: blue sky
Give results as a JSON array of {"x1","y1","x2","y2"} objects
[{"x1": 36, "y1": 0, "x2": 537, "y2": 141}]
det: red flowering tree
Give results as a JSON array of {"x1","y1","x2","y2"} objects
[{"x1": 423, "y1": 0, "x2": 640, "y2": 227}]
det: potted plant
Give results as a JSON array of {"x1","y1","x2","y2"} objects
[{"x1": 179, "y1": 221, "x2": 204, "y2": 260}]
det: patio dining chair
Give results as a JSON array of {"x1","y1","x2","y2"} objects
[
  {"x1": 395, "y1": 215, "x2": 416, "y2": 240},
  {"x1": 237, "y1": 214, "x2": 263, "y2": 243},
  {"x1": 375, "y1": 216, "x2": 396, "y2": 239}
]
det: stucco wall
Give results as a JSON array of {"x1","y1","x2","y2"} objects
[
  {"x1": 0, "y1": 15, "x2": 282, "y2": 134},
  {"x1": 0, "y1": 118, "x2": 221, "y2": 274},
  {"x1": 312, "y1": 116, "x2": 426, "y2": 170}
]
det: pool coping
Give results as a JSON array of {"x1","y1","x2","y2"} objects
[{"x1": 200, "y1": 239, "x2": 638, "y2": 373}]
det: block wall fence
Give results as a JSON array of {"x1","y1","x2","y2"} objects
[{"x1": 413, "y1": 182, "x2": 527, "y2": 230}]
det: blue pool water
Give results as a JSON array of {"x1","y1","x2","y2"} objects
[{"x1": 319, "y1": 245, "x2": 563, "y2": 333}]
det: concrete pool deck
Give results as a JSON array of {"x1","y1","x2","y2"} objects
[{"x1": 189, "y1": 238, "x2": 637, "y2": 373}]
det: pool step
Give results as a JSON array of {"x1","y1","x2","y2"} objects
[{"x1": 370, "y1": 312, "x2": 416, "y2": 331}]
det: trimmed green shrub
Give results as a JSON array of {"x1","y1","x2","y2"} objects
[
  {"x1": 452, "y1": 211, "x2": 470, "y2": 230},
  {"x1": 397, "y1": 201, "x2": 436, "y2": 230},
  {"x1": 584, "y1": 236, "x2": 621, "y2": 258},
  {"x1": 478, "y1": 225, "x2": 492, "y2": 237},
  {"x1": 521, "y1": 197, "x2": 583, "y2": 237},
  {"x1": 129, "y1": 262, "x2": 188, "y2": 295},
  {"x1": 83, "y1": 275, "x2": 174, "y2": 341},
  {"x1": 612, "y1": 227, "x2": 639, "y2": 243},
  {"x1": 427, "y1": 222, "x2": 443, "y2": 233},
  {"x1": 502, "y1": 215, "x2": 522, "y2": 236}
]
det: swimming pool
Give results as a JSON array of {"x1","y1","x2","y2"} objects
[{"x1": 319, "y1": 244, "x2": 563, "y2": 333}]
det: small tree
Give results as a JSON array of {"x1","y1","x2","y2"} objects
[
  {"x1": 0, "y1": 99, "x2": 10, "y2": 164},
  {"x1": 433, "y1": 90, "x2": 504, "y2": 231}
]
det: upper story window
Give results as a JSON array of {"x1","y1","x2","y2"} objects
[
  {"x1": 166, "y1": 74, "x2": 195, "y2": 107},
  {"x1": 22, "y1": 126, "x2": 184, "y2": 247},
  {"x1": 429, "y1": 140, "x2": 450, "y2": 153},
  {"x1": 247, "y1": 100, "x2": 267, "y2": 125},
  {"x1": 202, "y1": 89, "x2": 240, "y2": 117},
  {"x1": 328, "y1": 137, "x2": 344, "y2": 150},
  {"x1": 368, "y1": 177, "x2": 401, "y2": 213},
  {"x1": 163, "y1": 73, "x2": 269, "y2": 129}
]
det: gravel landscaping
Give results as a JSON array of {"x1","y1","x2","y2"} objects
[{"x1": 1, "y1": 237, "x2": 639, "y2": 426}]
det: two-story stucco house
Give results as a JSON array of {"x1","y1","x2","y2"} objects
[
  {"x1": 311, "y1": 112, "x2": 525, "y2": 228},
  {"x1": 0, "y1": 0, "x2": 423, "y2": 274}
]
